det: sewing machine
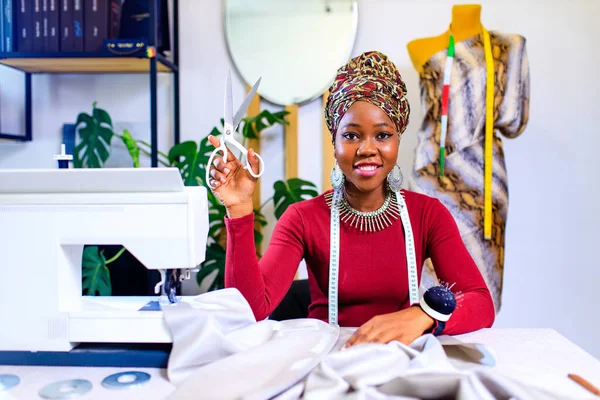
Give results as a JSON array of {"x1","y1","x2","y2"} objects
[{"x1": 0, "y1": 168, "x2": 209, "y2": 352}]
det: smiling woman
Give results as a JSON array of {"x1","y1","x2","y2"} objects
[
  {"x1": 208, "y1": 51, "x2": 495, "y2": 348},
  {"x1": 334, "y1": 102, "x2": 399, "y2": 197}
]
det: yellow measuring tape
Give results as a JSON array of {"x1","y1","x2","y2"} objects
[{"x1": 482, "y1": 27, "x2": 494, "y2": 240}]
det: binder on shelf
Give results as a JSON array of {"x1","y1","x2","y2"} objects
[
  {"x1": 32, "y1": 0, "x2": 42, "y2": 51},
  {"x1": 16, "y1": 0, "x2": 31, "y2": 52},
  {"x1": 45, "y1": 0, "x2": 58, "y2": 51},
  {"x1": 59, "y1": 0, "x2": 71, "y2": 51},
  {"x1": 84, "y1": 0, "x2": 107, "y2": 52},
  {"x1": 72, "y1": 0, "x2": 82, "y2": 51}
]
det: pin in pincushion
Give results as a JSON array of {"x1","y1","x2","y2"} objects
[{"x1": 420, "y1": 285, "x2": 457, "y2": 322}]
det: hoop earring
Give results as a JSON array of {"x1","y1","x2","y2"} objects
[
  {"x1": 330, "y1": 161, "x2": 344, "y2": 190},
  {"x1": 387, "y1": 164, "x2": 403, "y2": 192}
]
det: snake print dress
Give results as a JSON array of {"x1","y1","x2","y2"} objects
[{"x1": 409, "y1": 31, "x2": 530, "y2": 312}]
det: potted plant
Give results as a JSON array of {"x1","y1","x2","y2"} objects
[{"x1": 73, "y1": 102, "x2": 319, "y2": 295}]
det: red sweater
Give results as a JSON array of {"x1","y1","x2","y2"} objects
[{"x1": 225, "y1": 190, "x2": 495, "y2": 334}]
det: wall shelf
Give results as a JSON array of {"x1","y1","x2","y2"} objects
[
  {"x1": 0, "y1": 52, "x2": 177, "y2": 74},
  {"x1": 0, "y1": 0, "x2": 180, "y2": 167}
]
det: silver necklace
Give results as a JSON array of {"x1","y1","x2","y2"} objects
[
  {"x1": 327, "y1": 189, "x2": 419, "y2": 325},
  {"x1": 324, "y1": 190, "x2": 400, "y2": 232}
]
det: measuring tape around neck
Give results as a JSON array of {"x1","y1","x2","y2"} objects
[{"x1": 328, "y1": 190, "x2": 419, "y2": 326}]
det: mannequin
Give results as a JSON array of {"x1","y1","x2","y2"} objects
[
  {"x1": 407, "y1": 4, "x2": 483, "y2": 73},
  {"x1": 406, "y1": 4, "x2": 530, "y2": 312}
]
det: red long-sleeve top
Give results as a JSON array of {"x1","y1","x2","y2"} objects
[{"x1": 224, "y1": 190, "x2": 495, "y2": 334}]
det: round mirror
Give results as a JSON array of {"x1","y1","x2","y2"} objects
[{"x1": 224, "y1": 0, "x2": 358, "y2": 106}]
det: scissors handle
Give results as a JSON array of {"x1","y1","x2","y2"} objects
[
  {"x1": 205, "y1": 134, "x2": 265, "y2": 189},
  {"x1": 219, "y1": 124, "x2": 265, "y2": 179},
  {"x1": 244, "y1": 152, "x2": 264, "y2": 178},
  {"x1": 205, "y1": 142, "x2": 228, "y2": 189}
]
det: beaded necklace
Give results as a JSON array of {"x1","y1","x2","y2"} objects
[
  {"x1": 324, "y1": 190, "x2": 399, "y2": 233},
  {"x1": 326, "y1": 189, "x2": 419, "y2": 325}
]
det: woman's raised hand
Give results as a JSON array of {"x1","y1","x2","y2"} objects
[{"x1": 207, "y1": 135, "x2": 260, "y2": 218}]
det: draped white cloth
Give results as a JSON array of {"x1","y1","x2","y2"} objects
[{"x1": 162, "y1": 289, "x2": 567, "y2": 400}]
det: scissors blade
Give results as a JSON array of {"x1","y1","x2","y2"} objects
[
  {"x1": 233, "y1": 77, "x2": 262, "y2": 130},
  {"x1": 224, "y1": 71, "x2": 234, "y2": 128}
]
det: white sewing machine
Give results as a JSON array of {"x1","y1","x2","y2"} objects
[{"x1": 0, "y1": 168, "x2": 209, "y2": 352}]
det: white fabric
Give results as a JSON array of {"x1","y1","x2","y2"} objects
[
  {"x1": 162, "y1": 289, "x2": 339, "y2": 399},
  {"x1": 161, "y1": 288, "x2": 258, "y2": 386},
  {"x1": 162, "y1": 289, "x2": 572, "y2": 400}
]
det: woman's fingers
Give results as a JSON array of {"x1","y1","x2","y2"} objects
[
  {"x1": 207, "y1": 134, "x2": 219, "y2": 148},
  {"x1": 344, "y1": 323, "x2": 373, "y2": 348},
  {"x1": 211, "y1": 155, "x2": 232, "y2": 175},
  {"x1": 207, "y1": 135, "x2": 242, "y2": 166},
  {"x1": 247, "y1": 148, "x2": 261, "y2": 176},
  {"x1": 210, "y1": 167, "x2": 227, "y2": 184}
]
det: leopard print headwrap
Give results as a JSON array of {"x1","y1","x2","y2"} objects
[{"x1": 324, "y1": 51, "x2": 410, "y2": 141}]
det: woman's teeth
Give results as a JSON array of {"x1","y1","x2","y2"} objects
[
  {"x1": 355, "y1": 165, "x2": 380, "y2": 177},
  {"x1": 357, "y1": 165, "x2": 377, "y2": 171}
]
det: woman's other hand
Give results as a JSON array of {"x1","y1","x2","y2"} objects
[
  {"x1": 343, "y1": 306, "x2": 435, "y2": 348},
  {"x1": 207, "y1": 135, "x2": 259, "y2": 218}
]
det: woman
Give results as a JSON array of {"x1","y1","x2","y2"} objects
[{"x1": 207, "y1": 51, "x2": 495, "y2": 348}]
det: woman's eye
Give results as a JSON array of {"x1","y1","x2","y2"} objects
[
  {"x1": 342, "y1": 133, "x2": 358, "y2": 140},
  {"x1": 377, "y1": 132, "x2": 392, "y2": 139}
]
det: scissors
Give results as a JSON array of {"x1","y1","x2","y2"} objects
[{"x1": 206, "y1": 71, "x2": 265, "y2": 189}]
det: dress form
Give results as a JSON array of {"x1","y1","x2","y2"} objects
[
  {"x1": 405, "y1": 4, "x2": 530, "y2": 312},
  {"x1": 407, "y1": 4, "x2": 483, "y2": 73}
]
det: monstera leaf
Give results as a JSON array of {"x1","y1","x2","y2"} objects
[
  {"x1": 197, "y1": 241, "x2": 226, "y2": 292},
  {"x1": 168, "y1": 130, "x2": 217, "y2": 186},
  {"x1": 82, "y1": 246, "x2": 111, "y2": 296},
  {"x1": 74, "y1": 102, "x2": 114, "y2": 168},
  {"x1": 254, "y1": 208, "x2": 268, "y2": 254},
  {"x1": 241, "y1": 110, "x2": 289, "y2": 140},
  {"x1": 119, "y1": 129, "x2": 140, "y2": 168},
  {"x1": 273, "y1": 178, "x2": 320, "y2": 219},
  {"x1": 207, "y1": 190, "x2": 227, "y2": 239}
]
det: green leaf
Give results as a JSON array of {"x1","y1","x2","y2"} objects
[
  {"x1": 268, "y1": 111, "x2": 290, "y2": 125},
  {"x1": 242, "y1": 121, "x2": 258, "y2": 140},
  {"x1": 253, "y1": 208, "x2": 268, "y2": 257},
  {"x1": 196, "y1": 241, "x2": 226, "y2": 291},
  {"x1": 82, "y1": 246, "x2": 112, "y2": 296},
  {"x1": 93, "y1": 106, "x2": 113, "y2": 128},
  {"x1": 168, "y1": 141, "x2": 201, "y2": 186},
  {"x1": 169, "y1": 134, "x2": 217, "y2": 187},
  {"x1": 255, "y1": 119, "x2": 267, "y2": 132},
  {"x1": 240, "y1": 110, "x2": 290, "y2": 140},
  {"x1": 119, "y1": 129, "x2": 140, "y2": 168},
  {"x1": 198, "y1": 133, "x2": 219, "y2": 170},
  {"x1": 273, "y1": 178, "x2": 320, "y2": 219},
  {"x1": 254, "y1": 208, "x2": 268, "y2": 228},
  {"x1": 208, "y1": 197, "x2": 227, "y2": 239},
  {"x1": 74, "y1": 104, "x2": 114, "y2": 168}
]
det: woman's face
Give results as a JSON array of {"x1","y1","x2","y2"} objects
[{"x1": 334, "y1": 101, "x2": 400, "y2": 194}]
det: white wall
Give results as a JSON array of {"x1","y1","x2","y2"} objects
[{"x1": 1, "y1": 0, "x2": 599, "y2": 359}]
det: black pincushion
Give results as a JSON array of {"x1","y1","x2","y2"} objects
[{"x1": 423, "y1": 286, "x2": 456, "y2": 316}]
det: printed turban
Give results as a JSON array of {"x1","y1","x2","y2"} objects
[{"x1": 324, "y1": 51, "x2": 410, "y2": 140}]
